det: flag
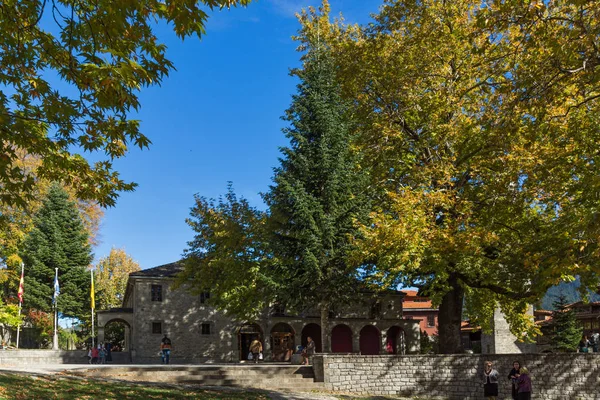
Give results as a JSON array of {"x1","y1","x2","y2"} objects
[
  {"x1": 53, "y1": 271, "x2": 60, "y2": 304},
  {"x1": 17, "y1": 268, "x2": 24, "y2": 304},
  {"x1": 91, "y1": 270, "x2": 95, "y2": 310}
]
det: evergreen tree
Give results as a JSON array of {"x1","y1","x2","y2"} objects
[
  {"x1": 264, "y1": 42, "x2": 370, "y2": 351},
  {"x1": 550, "y1": 294, "x2": 582, "y2": 352},
  {"x1": 20, "y1": 183, "x2": 93, "y2": 320}
]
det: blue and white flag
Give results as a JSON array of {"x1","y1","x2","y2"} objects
[{"x1": 53, "y1": 270, "x2": 60, "y2": 304}]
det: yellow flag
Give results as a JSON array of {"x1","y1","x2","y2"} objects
[{"x1": 91, "y1": 269, "x2": 95, "y2": 310}]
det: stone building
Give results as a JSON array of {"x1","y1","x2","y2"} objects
[{"x1": 97, "y1": 262, "x2": 420, "y2": 363}]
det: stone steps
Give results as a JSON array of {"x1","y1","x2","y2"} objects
[{"x1": 70, "y1": 365, "x2": 323, "y2": 391}]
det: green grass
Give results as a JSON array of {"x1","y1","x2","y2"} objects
[{"x1": 0, "y1": 373, "x2": 270, "y2": 400}]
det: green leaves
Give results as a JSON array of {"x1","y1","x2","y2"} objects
[{"x1": 0, "y1": 0, "x2": 252, "y2": 209}]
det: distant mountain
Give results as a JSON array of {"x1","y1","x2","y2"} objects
[{"x1": 541, "y1": 277, "x2": 600, "y2": 310}]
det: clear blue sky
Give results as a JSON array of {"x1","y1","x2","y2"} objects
[{"x1": 93, "y1": 1, "x2": 381, "y2": 269}]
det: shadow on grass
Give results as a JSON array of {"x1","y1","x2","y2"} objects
[{"x1": 0, "y1": 372, "x2": 270, "y2": 400}]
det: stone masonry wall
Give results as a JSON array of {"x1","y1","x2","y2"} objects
[{"x1": 313, "y1": 353, "x2": 600, "y2": 400}]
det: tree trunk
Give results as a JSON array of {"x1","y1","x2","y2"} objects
[
  {"x1": 320, "y1": 302, "x2": 330, "y2": 353},
  {"x1": 437, "y1": 273, "x2": 464, "y2": 354}
]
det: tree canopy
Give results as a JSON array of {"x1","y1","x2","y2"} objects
[
  {"x1": 0, "y1": 0, "x2": 251, "y2": 210},
  {"x1": 94, "y1": 247, "x2": 140, "y2": 310},
  {"x1": 299, "y1": 0, "x2": 600, "y2": 352}
]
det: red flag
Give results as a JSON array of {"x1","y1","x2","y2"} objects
[{"x1": 17, "y1": 270, "x2": 24, "y2": 303}]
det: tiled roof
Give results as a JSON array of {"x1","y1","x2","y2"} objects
[
  {"x1": 401, "y1": 290, "x2": 435, "y2": 309},
  {"x1": 130, "y1": 261, "x2": 183, "y2": 278}
]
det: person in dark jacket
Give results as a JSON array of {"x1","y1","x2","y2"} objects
[
  {"x1": 482, "y1": 361, "x2": 499, "y2": 399},
  {"x1": 516, "y1": 367, "x2": 532, "y2": 400},
  {"x1": 508, "y1": 360, "x2": 521, "y2": 400}
]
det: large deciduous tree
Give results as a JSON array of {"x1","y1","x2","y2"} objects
[
  {"x1": 95, "y1": 248, "x2": 140, "y2": 310},
  {"x1": 20, "y1": 183, "x2": 93, "y2": 320},
  {"x1": 0, "y1": 0, "x2": 251, "y2": 210},
  {"x1": 300, "y1": 0, "x2": 600, "y2": 352}
]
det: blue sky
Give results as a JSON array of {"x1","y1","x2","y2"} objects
[{"x1": 93, "y1": 1, "x2": 381, "y2": 269}]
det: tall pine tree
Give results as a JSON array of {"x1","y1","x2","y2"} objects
[
  {"x1": 550, "y1": 294, "x2": 583, "y2": 352},
  {"x1": 264, "y1": 41, "x2": 370, "y2": 352},
  {"x1": 21, "y1": 183, "x2": 92, "y2": 320}
]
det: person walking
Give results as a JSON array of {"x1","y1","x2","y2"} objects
[
  {"x1": 249, "y1": 338, "x2": 262, "y2": 364},
  {"x1": 482, "y1": 361, "x2": 499, "y2": 400},
  {"x1": 161, "y1": 334, "x2": 172, "y2": 364},
  {"x1": 508, "y1": 360, "x2": 521, "y2": 400},
  {"x1": 516, "y1": 367, "x2": 532, "y2": 400}
]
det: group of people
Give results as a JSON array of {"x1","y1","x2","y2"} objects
[
  {"x1": 483, "y1": 360, "x2": 532, "y2": 400},
  {"x1": 247, "y1": 336, "x2": 316, "y2": 365},
  {"x1": 87, "y1": 342, "x2": 112, "y2": 364},
  {"x1": 578, "y1": 332, "x2": 599, "y2": 353}
]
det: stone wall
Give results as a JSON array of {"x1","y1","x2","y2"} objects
[
  {"x1": 313, "y1": 353, "x2": 600, "y2": 400},
  {"x1": 0, "y1": 350, "x2": 88, "y2": 365}
]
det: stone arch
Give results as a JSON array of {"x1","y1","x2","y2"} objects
[
  {"x1": 359, "y1": 325, "x2": 380, "y2": 355},
  {"x1": 301, "y1": 323, "x2": 322, "y2": 352},
  {"x1": 97, "y1": 309, "x2": 133, "y2": 359},
  {"x1": 385, "y1": 325, "x2": 406, "y2": 355},
  {"x1": 331, "y1": 324, "x2": 353, "y2": 353},
  {"x1": 237, "y1": 322, "x2": 263, "y2": 361},
  {"x1": 270, "y1": 323, "x2": 295, "y2": 361}
]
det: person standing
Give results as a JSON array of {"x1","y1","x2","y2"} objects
[
  {"x1": 161, "y1": 334, "x2": 172, "y2": 364},
  {"x1": 579, "y1": 335, "x2": 590, "y2": 353},
  {"x1": 304, "y1": 336, "x2": 316, "y2": 365},
  {"x1": 99, "y1": 345, "x2": 106, "y2": 364},
  {"x1": 482, "y1": 361, "x2": 499, "y2": 400},
  {"x1": 516, "y1": 367, "x2": 532, "y2": 400},
  {"x1": 91, "y1": 346, "x2": 99, "y2": 364},
  {"x1": 105, "y1": 342, "x2": 112, "y2": 362},
  {"x1": 591, "y1": 332, "x2": 599, "y2": 353},
  {"x1": 508, "y1": 360, "x2": 521, "y2": 400},
  {"x1": 249, "y1": 338, "x2": 262, "y2": 364}
]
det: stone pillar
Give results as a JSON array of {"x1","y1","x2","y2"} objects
[
  {"x1": 97, "y1": 326, "x2": 105, "y2": 346},
  {"x1": 352, "y1": 326, "x2": 361, "y2": 354},
  {"x1": 381, "y1": 329, "x2": 389, "y2": 355},
  {"x1": 481, "y1": 306, "x2": 537, "y2": 354},
  {"x1": 124, "y1": 325, "x2": 130, "y2": 351}
]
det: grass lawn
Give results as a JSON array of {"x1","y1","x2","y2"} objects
[{"x1": 0, "y1": 373, "x2": 270, "y2": 400}]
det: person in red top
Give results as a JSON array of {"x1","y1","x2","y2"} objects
[{"x1": 91, "y1": 347, "x2": 99, "y2": 364}]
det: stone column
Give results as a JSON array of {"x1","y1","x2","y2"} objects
[
  {"x1": 352, "y1": 325, "x2": 361, "y2": 354},
  {"x1": 97, "y1": 326, "x2": 105, "y2": 345}
]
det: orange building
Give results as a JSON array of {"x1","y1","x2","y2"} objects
[{"x1": 401, "y1": 290, "x2": 439, "y2": 336}]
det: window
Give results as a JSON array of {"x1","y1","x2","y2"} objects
[
  {"x1": 151, "y1": 285, "x2": 162, "y2": 302},
  {"x1": 200, "y1": 291, "x2": 210, "y2": 304},
  {"x1": 369, "y1": 301, "x2": 382, "y2": 319},
  {"x1": 152, "y1": 322, "x2": 162, "y2": 334},
  {"x1": 427, "y1": 315, "x2": 436, "y2": 327},
  {"x1": 201, "y1": 323, "x2": 211, "y2": 335}
]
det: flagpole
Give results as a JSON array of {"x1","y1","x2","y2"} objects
[
  {"x1": 91, "y1": 269, "x2": 95, "y2": 349},
  {"x1": 16, "y1": 263, "x2": 24, "y2": 349},
  {"x1": 53, "y1": 267, "x2": 59, "y2": 350}
]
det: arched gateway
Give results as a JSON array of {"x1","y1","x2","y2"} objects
[{"x1": 96, "y1": 308, "x2": 134, "y2": 362}]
